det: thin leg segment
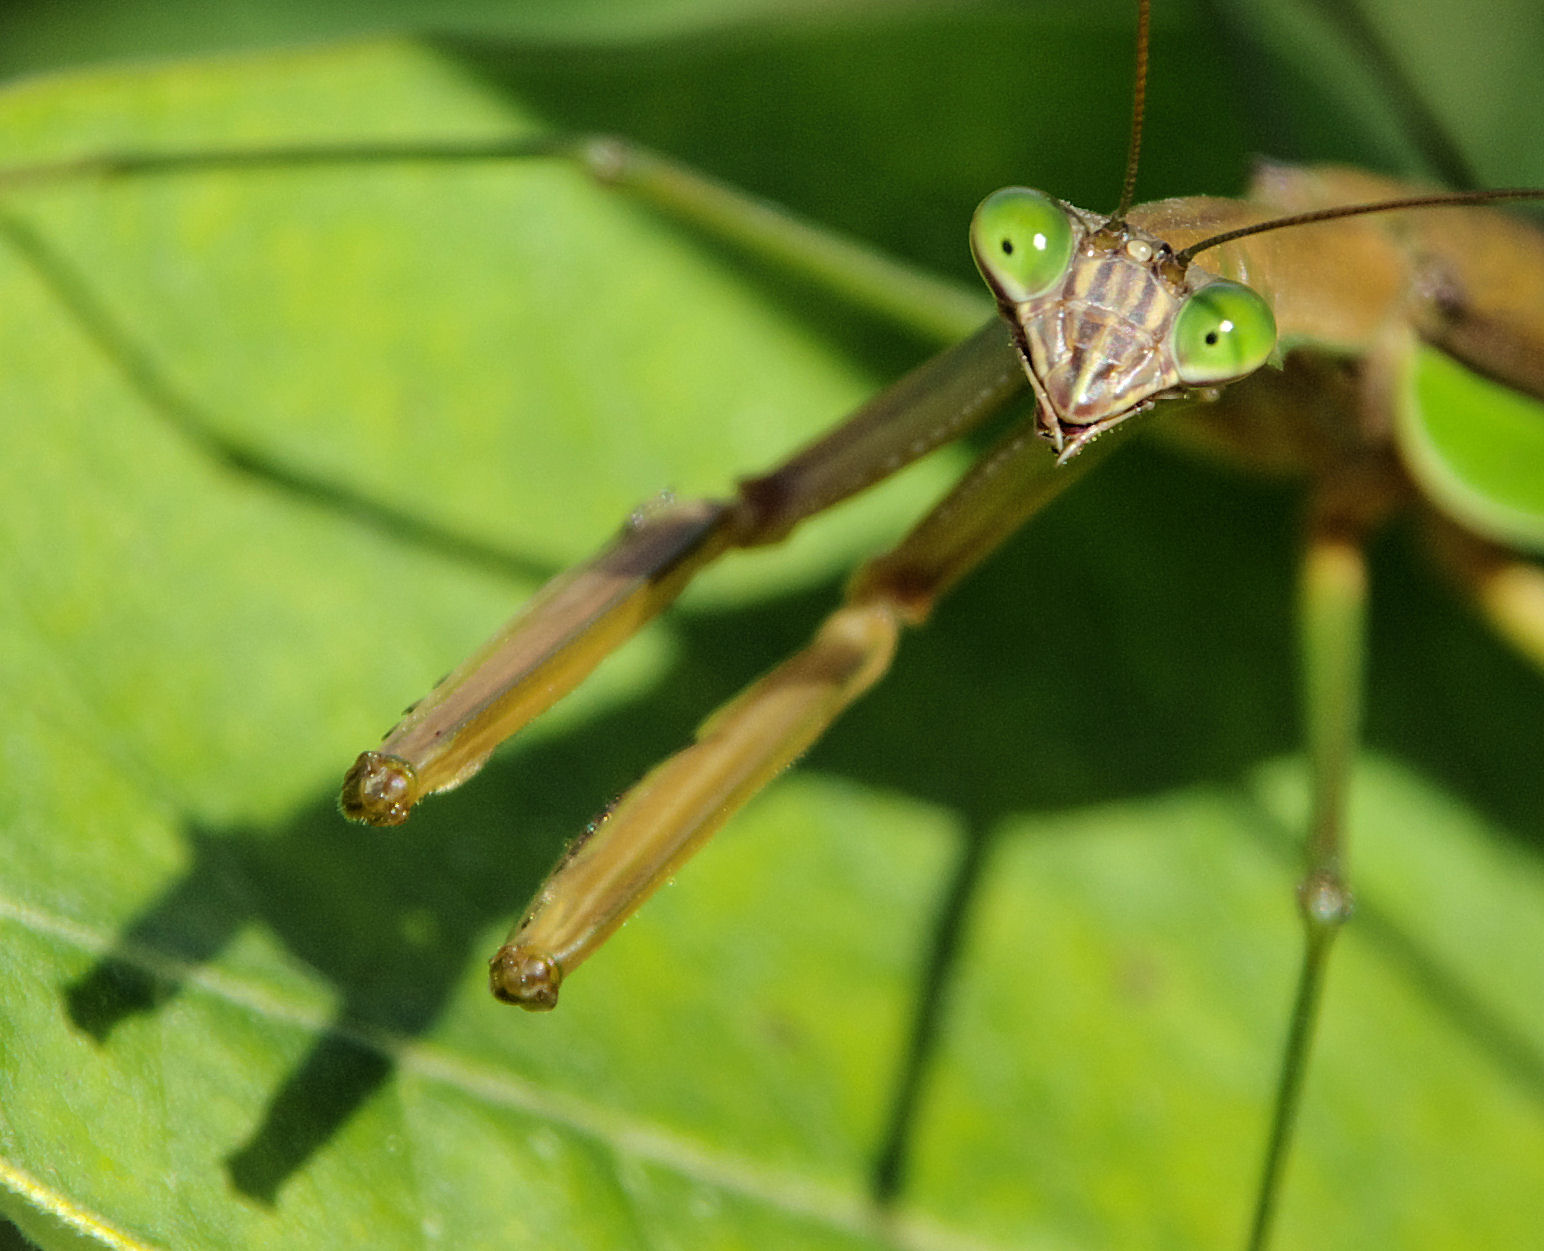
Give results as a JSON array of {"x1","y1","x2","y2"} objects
[
  {"x1": 0, "y1": 135, "x2": 988, "y2": 344},
  {"x1": 488, "y1": 599, "x2": 902, "y2": 1009},
  {"x1": 491, "y1": 418, "x2": 1111, "y2": 1009},
  {"x1": 578, "y1": 138, "x2": 990, "y2": 343},
  {"x1": 342, "y1": 318, "x2": 1023, "y2": 824},
  {"x1": 341, "y1": 498, "x2": 735, "y2": 824},
  {"x1": 1247, "y1": 478, "x2": 1381, "y2": 1251}
]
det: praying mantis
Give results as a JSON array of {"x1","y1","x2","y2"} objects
[{"x1": 1, "y1": 1, "x2": 1542, "y2": 1249}]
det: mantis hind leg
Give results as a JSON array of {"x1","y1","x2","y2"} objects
[{"x1": 1248, "y1": 469, "x2": 1391, "y2": 1250}]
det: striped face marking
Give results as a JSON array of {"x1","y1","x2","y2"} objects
[
  {"x1": 971, "y1": 189, "x2": 1275, "y2": 458},
  {"x1": 1018, "y1": 237, "x2": 1182, "y2": 426}
]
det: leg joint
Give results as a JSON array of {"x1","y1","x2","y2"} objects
[{"x1": 1297, "y1": 870, "x2": 1355, "y2": 932}]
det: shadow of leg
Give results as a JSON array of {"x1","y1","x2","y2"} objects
[
  {"x1": 64, "y1": 856, "x2": 247, "y2": 1041},
  {"x1": 225, "y1": 1026, "x2": 394, "y2": 1205},
  {"x1": 870, "y1": 819, "x2": 994, "y2": 1207}
]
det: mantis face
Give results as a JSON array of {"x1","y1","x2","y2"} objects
[{"x1": 971, "y1": 186, "x2": 1276, "y2": 458}]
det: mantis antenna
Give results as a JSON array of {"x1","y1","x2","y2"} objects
[
  {"x1": 1177, "y1": 189, "x2": 1544, "y2": 264},
  {"x1": 1107, "y1": 0, "x2": 1150, "y2": 227}
]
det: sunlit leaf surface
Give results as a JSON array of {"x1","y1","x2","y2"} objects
[{"x1": 2, "y1": 2, "x2": 1542, "y2": 1248}]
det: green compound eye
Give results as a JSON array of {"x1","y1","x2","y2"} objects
[
  {"x1": 971, "y1": 187, "x2": 1075, "y2": 302},
  {"x1": 1171, "y1": 280, "x2": 1277, "y2": 385}
]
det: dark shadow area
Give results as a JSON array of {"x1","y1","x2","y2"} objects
[
  {"x1": 1198, "y1": 0, "x2": 1482, "y2": 189},
  {"x1": 821, "y1": 442, "x2": 1305, "y2": 816},
  {"x1": 1297, "y1": 0, "x2": 1481, "y2": 188},
  {"x1": 1366, "y1": 522, "x2": 1544, "y2": 851},
  {"x1": 0, "y1": 1216, "x2": 41, "y2": 1251},
  {"x1": 437, "y1": 6, "x2": 1256, "y2": 286},
  {"x1": 825, "y1": 448, "x2": 1544, "y2": 860},
  {"x1": 870, "y1": 818, "x2": 995, "y2": 1208}
]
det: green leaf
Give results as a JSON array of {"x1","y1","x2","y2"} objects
[
  {"x1": 2, "y1": 4, "x2": 1543, "y2": 1250},
  {"x1": 1399, "y1": 344, "x2": 1544, "y2": 551}
]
